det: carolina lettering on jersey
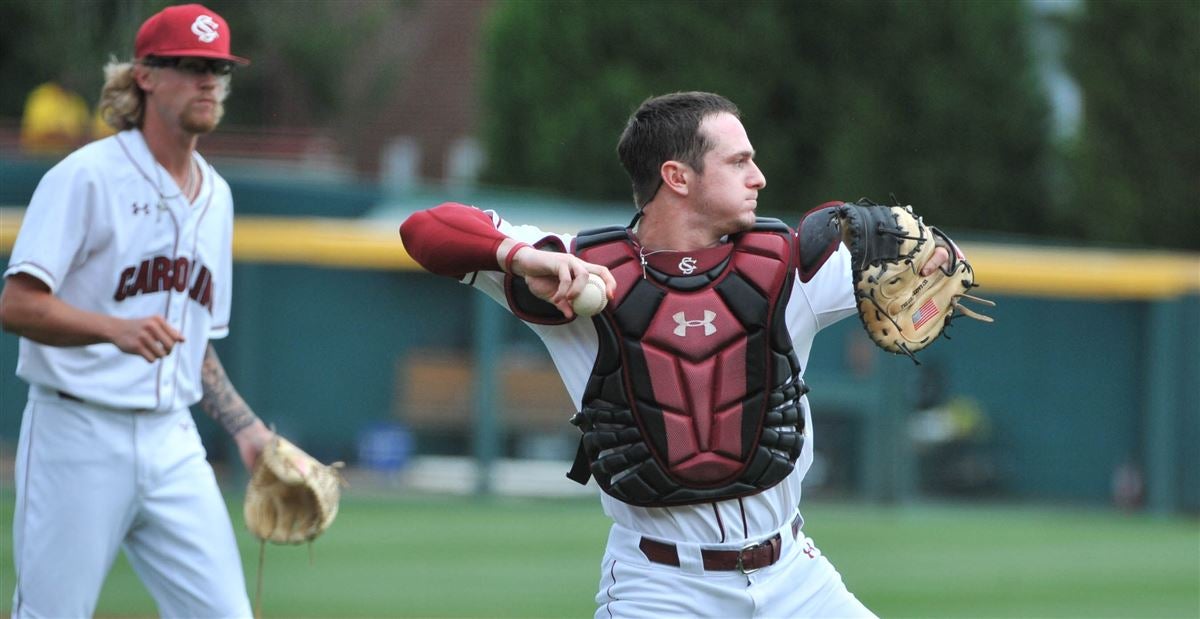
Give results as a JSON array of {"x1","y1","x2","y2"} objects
[
  {"x1": 545, "y1": 219, "x2": 808, "y2": 508},
  {"x1": 113, "y1": 255, "x2": 215, "y2": 311}
]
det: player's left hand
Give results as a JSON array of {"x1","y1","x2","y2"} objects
[
  {"x1": 244, "y1": 434, "x2": 343, "y2": 544},
  {"x1": 838, "y1": 200, "x2": 994, "y2": 360},
  {"x1": 233, "y1": 420, "x2": 274, "y2": 471},
  {"x1": 920, "y1": 245, "x2": 951, "y2": 276}
]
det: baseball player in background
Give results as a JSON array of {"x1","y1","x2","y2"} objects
[
  {"x1": 401, "y1": 92, "x2": 953, "y2": 618},
  {"x1": 0, "y1": 4, "x2": 272, "y2": 617}
]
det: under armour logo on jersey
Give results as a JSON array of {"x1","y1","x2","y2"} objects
[
  {"x1": 673, "y1": 310, "x2": 716, "y2": 337},
  {"x1": 678, "y1": 257, "x2": 698, "y2": 275},
  {"x1": 191, "y1": 15, "x2": 220, "y2": 43},
  {"x1": 132, "y1": 202, "x2": 151, "y2": 215}
]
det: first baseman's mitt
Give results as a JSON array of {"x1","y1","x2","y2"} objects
[
  {"x1": 837, "y1": 199, "x2": 994, "y2": 361},
  {"x1": 244, "y1": 435, "x2": 343, "y2": 544}
]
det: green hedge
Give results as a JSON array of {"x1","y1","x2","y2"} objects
[{"x1": 480, "y1": 0, "x2": 1052, "y2": 235}]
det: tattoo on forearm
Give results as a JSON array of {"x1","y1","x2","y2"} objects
[{"x1": 199, "y1": 344, "x2": 260, "y2": 436}]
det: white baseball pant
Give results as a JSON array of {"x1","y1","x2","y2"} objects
[
  {"x1": 11, "y1": 387, "x2": 251, "y2": 618},
  {"x1": 595, "y1": 514, "x2": 875, "y2": 618}
]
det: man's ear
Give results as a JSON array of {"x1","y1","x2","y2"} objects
[
  {"x1": 660, "y1": 160, "x2": 690, "y2": 197},
  {"x1": 133, "y1": 64, "x2": 155, "y2": 92}
]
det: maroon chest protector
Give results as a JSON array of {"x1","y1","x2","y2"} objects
[{"x1": 563, "y1": 219, "x2": 808, "y2": 507}]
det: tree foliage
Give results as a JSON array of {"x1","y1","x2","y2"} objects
[
  {"x1": 1065, "y1": 0, "x2": 1199, "y2": 250},
  {"x1": 0, "y1": 0, "x2": 142, "y2": 116},
  {"x1": 479, "y1": 0, "x2": 1054, "y2": 234},
  {"x1": 0, "y1": 0, "x2": 398, "y2": 128}
]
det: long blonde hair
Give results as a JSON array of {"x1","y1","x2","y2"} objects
[
  {"x1": 97, "y1": 58, "x2": 232, "y2": 131},
  {"x1": 98, "y1": 59, "x2": 142, "y2": 131}
]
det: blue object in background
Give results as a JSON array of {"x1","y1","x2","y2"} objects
[{"x1": 357, "y1": 421, "x2": 414, "y2": 473}]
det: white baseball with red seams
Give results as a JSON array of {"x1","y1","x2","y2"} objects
[{"x1": 571, "y1": 272, "x2": 609, "y2": 317}]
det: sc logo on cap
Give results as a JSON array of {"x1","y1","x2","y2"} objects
[{"x1": 191, "y1": 15, "x2": 220, "y2": 43}]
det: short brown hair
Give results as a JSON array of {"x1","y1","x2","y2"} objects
[{"x1": 616, "y1": 92, "x2": 740, "y2": 207}]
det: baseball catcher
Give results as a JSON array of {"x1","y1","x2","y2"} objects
[
  {"x1": 804, "y1": 198, "x2": 994, "y2": 361},
  {"x1": 399, "y1": 93, "x2": 999, "y2": 617},
  {"x1": 244, "y1": 435, "x2": 343, "y2": 544}
]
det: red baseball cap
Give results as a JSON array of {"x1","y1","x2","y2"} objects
[{"x1": 135, "y1": 3, "x2": 249, "y2": 65}]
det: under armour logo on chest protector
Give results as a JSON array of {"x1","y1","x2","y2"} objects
[{"x1": 673, "y1": 310, "x2": 717, "y2": 337}]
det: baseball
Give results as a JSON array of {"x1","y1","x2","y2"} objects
[{"x1": 571, "y1": 273, "x2": 608, "y2": 317}]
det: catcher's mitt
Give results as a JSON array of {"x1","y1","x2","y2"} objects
[
  {"x1": 244, "y1": 435, "x2": 343, "y2": 544},
  {"x1": 837, "y1": 199, "x2": 994, "y2": 361}
]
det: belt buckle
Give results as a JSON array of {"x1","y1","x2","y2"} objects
[{"x1": 736, "y1": 539, "x2": 765, "y2": 574}]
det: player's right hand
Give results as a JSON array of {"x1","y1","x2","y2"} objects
[
  {"x1": 508, "y1": 245, "x2": 616, "y2": 319},
  {"x1": 112, "y1": 316, "x2": 185, "y2": 362}
]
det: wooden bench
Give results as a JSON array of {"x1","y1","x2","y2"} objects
[{"x1": 398, "y1": 349, "x2": 576, "y2": 432}]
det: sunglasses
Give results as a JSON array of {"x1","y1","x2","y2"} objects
[{"x1": 143, "y1": 56, "x2": 236, "y2": 76}]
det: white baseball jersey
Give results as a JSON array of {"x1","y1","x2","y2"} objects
[
  {"x1": 470, "y1": 211, "x2": 858, "y2": 544},
  {"x1": 5, "y1": 128, "x2": 233, "y2": 411}
]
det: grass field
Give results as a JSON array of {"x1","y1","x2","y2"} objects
[{"x1": 2, "y1": 491, "x2": 1197, "y2": 618}]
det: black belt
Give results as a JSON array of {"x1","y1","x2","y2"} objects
[
  {"x1": 55, "y1": 390, "x2": 149, "y2": 413},
  {"x1": 56, "y1": 390, "x2": 84, "y2": 403},
  {"x1": 639, "y1": 514, "x2": 802, "y2": 574}
]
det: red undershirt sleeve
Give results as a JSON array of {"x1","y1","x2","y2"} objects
[{"x1": 398, "y1": 202, "x2": 508, "y2": 278}]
